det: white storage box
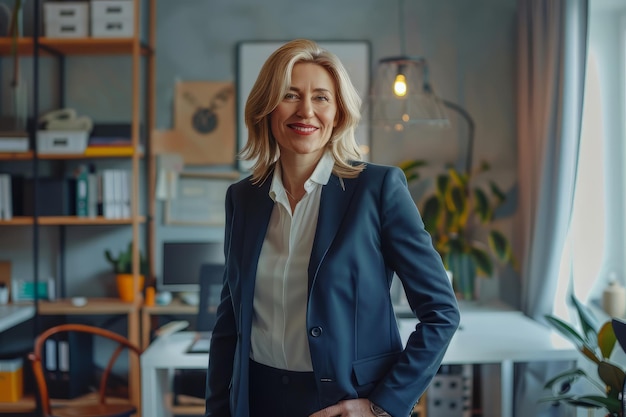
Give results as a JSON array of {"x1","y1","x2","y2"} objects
[
  {"x1": 44, "y1": 2, "x2": 90, "y2": 38},
  {"x1": 37, "y1": 130, "x2": 89, "y2": 154},
  {"x1": 91, "y1": 0, "x2": 134, "y2": 38}
]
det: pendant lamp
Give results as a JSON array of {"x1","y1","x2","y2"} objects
[
  {"x1": 369, "y1": 0, "x2": 476, "y2": 174},
  {"x1": 370, "y1": 55, "x2": 449, "y2": 130}
]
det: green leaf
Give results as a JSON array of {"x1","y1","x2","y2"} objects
[
  {"x1": 489, "y1": 181, "x2": 506, "y2": 204},
  {"x1": 544, "y1": 315, "x2": 600, "y2": 363},
  {"x1": 398, "y1": 159, "x2": 427, "y2": 172},
  {"x1": 470, "y1": 247, "x2": 493, "y2": 277},
  {"x1": 447, "y1": 185, "x2": 466, "y2": 214},
  {"x1": 399, "y1": 159, "x2": 426, "y2": 183},
  {"x1": 487, "y1": 230, "x2": 511, "y2": 262},
  {"x1": 448, "y1": 168, "x2": 466, "y2": 187},
  {"x1": 543, "y1": 368, "x2": 587, "y2": 390},
  {"x1": 567, "y1": 395, "x2": 620, "y2": 411},
  {"x1": 598, "y1": 322, "x2": 617, "y2": 359},
  {"x1": 473, "y1": 188, "x2": 490, "y2": 222},
  {"x1": 421, "y1": 196, "x2": 441, "y2": 234},
  {"x1": 597, "y1": 361, "x2": 625, "y2": 398},
  {"x1": 435, "y1": 174, "x2": 450, "y2": 198},
  {"x1": 571, "y1": 293, "x2": 600, "y2": 345}
]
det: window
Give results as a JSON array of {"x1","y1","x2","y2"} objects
[{"x1": 553, "y1": 4, "x2": 626, "y2": 318}]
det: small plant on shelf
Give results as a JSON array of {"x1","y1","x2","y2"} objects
[
  {"x1": 104, "y1": 241, "x2": 148, "y2": 275},
  {"x1": 105, "y1": 242, "x2": 148, "y2": 302}
]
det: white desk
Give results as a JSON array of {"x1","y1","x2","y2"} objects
[
  {"x1": 141, "y1": 305, "x2": 578, "y2": 417},
  {"x1": 0, "y1": 303, "x2": 35, "y2": 333}
]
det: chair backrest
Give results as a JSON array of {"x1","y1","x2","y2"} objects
[
  {"x1": 196, "y1": 263, "x2": 225, "y2": 332},
  {"x1": 28, "y1": 323, "x2": 142, "y2": 417}
]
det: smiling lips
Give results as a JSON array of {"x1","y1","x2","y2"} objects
[{"x1": 288, "y1": 123, "x2": 318, "y2": 135}]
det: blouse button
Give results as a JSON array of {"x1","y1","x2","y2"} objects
[{"x1": 310, "y1": 327, "x2": 323, "y2": 337}]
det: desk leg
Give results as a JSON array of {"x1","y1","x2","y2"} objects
[
  {"x1": 142, "y1": 365, "x2": 173, "y2": 417},
  {"x1": 501, "y1": 360, "x2": 513, "y2": 417}
]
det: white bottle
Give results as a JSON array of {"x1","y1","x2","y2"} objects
[{"x1": 602, "y1": 280, "x2": 626, "y2": 318}]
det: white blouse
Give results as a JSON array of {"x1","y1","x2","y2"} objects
[{"x1": 250, "y1": 152, "x2": 334, "y2": 371}]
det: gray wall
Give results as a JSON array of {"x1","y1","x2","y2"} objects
[{"x1": 0, "y1": 0, "x2": 518, "y2": 302}]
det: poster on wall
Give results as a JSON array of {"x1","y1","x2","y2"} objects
[
  {"x1": 165, "y1": 171, "x2": 239, "y2": 226},
  {"x1": 174, "y1": 81, "x2": 236, "y2": 165},
  {"x1": 236, "y1": 40, "x2": 371, "y2": 172}
]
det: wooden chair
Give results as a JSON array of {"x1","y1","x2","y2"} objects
[{"x1": 28, "y1": 323, "x2": 142, "y2": 417}]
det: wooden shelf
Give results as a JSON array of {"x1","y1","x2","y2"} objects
[
  {"x1": 0, "y1": 148, "x2": 142, "y2": 160},
  {"x1": 142, "y1": 298, "x2": 198, "y2": 315},
  {"x1": 0, "y1": 216, "x2": 145, "y2": 226},
  {"x1": 38, "y1": 297, "x2": 141, "y2": 315},
  {"x1": 0, "y1": 394, "x2": 36, "y2": 414},
  {"x1": 0, "y1": 151, "x2": 33, "y2": 160},
  {"x1": 38, "y1": 216, "x2": 146, "y2": 226},
  {"x1": 0, "y1": 392, "x2": 133, "y2": 415},
  {"x1": 0, "y1": 37, "x2": 152, "y2": 56},
  {"x1": 0, "y1": 217, "x2": 34, "y2": 226}
]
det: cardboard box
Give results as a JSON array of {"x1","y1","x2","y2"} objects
[{"x1": 0, "y1": 358, "x2": 23, "y2": 402}]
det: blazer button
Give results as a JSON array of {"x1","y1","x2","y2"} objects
[{"x1": 310, "y1": 327, "x2": 323, "y2": 337}]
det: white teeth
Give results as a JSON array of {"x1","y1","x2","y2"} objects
[{"x1": 291, "y1": 125, "x2": 316, "y2": 133}]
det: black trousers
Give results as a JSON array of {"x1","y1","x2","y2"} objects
[{"x1": 248, "y1": 359, "x2": 320, "y2": 417}]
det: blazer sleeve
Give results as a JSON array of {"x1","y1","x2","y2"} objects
[
  {"x1": 205, "y1": 185, "x2": 237, "y2": 417},
  {"x1": 369, "y1": 167, "x2": 460, "y2": 416}
]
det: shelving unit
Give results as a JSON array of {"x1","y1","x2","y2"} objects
[{"x1": 0, "y1": 0, "x2": 156, "y2": 414}]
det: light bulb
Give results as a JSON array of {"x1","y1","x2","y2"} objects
[{"x1": 393, "y1": 74, "x2": 407, "y2": 97}]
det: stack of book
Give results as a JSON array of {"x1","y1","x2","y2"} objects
[
  {"x1": 85, "y1": 123, "x2": 142, "y2": 156},
  {"x1": 74, "y1": 165, "x2": 132, "y2": 219}
]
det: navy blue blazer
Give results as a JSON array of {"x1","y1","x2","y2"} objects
[{"x1": 205, "y1": 162, "x2": 460, "y2": 417}]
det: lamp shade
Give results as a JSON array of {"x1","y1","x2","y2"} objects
[{"x1": 370, "y1": 56, "x2": 449, "y2": 130}]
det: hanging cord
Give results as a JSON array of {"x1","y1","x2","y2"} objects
[{"x1": 398, "y1": 0, "x2": 406, "y2": 56}]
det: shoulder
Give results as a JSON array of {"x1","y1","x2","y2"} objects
[{"x1": 350, "y1": 162, "x2": 405, "y2": 182}]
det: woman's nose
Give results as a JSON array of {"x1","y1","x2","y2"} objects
[{"x1": 297, "y1": 101, "x2": 314, "y2": 118}]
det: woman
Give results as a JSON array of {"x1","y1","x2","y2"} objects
[{"x1": 205, "y1": 39, "x2": 460, "y2": 417}]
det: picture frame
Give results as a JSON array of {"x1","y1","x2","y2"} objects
[
  {"x1": 165, "y1": 171, "x2": 239, "y2": 226},
  {"x1": 236, "y1": 40, "x2": 371, "y2": 172},
  {"x1": 173, "y1": 80, "x2": 237, "y2": 166}
]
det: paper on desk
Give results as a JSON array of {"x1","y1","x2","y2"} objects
[{"x1": 156, "y1": 153, "x2": 184, "y2": 200}]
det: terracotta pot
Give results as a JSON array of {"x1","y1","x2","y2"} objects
[{"x1": 116, "y1": 273, "x2": 145, "y2": 302}]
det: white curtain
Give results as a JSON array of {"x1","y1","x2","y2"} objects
[{"x1": 514, "y1": 0, "x2": 588, "y2": 416}]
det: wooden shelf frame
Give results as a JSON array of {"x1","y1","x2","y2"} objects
[
  {"x1": 0, "y1": 0, "x2": 156, "y2": 415},
  {"x1": 0, "y1": 37, "x2": 153, "y2": 56}
]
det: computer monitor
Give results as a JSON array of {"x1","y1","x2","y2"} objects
[{"x1": 159, "y1": 241, "x2": 224, "y2": 292}]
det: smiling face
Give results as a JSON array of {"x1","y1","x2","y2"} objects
[{"x1": 270, "y1": 62, "x2": 338, "y2": 162}]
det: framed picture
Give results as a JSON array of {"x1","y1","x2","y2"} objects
[
  {"x1": 165, "y1": 171, "x2": 239, "y2": 226},
  {"x1": 174, "y1": 81, "x2": 236, "y2": 165},
  {"x1": 236, "y1": 40, "x2": 371, "y2": 172}
]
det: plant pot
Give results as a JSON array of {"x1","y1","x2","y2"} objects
[{"x1": 115, "y1": 273, "x2": 144, "y2": 302}]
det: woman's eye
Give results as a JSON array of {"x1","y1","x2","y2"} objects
[
  {"x1": 284, "y1": 93, "x2": 298, "y2": 100},
  {"x1": 315, "y1": 95, "x2": 329, "y2": 101}
]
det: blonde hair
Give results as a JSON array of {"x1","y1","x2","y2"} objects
[{"x1": 241, "y1": 39, "x2": 365, "y2": 184}]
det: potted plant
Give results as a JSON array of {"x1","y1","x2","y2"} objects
[
  {"x1": 105, "y1": 242, "x2": 148, "y2": 302},
  {"x1": 399, "y1": 159, "x2": 515, "y2": 299},
  {"x1": 542, "y1": 293, "x2": 624, "y2": 416}
]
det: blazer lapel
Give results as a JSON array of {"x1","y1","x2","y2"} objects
[
  {"x1": 240, "y1": 177, "x2": 274, "y2": 312},
  {"x1": 308, "y1": 174, "x2": 357, "y2": 291}
]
